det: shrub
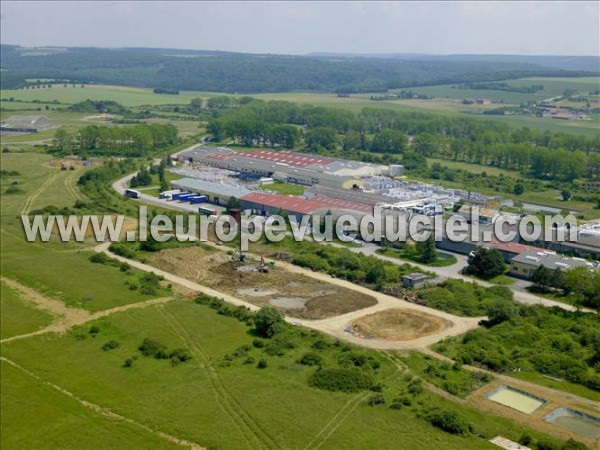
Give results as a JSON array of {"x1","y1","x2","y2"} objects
[
  {"x1": 102, "y1": 340, "x2": 120, "y2": 351},
  {"x1": 254, "y1": 307, "x2": 285, "y2": 338},
  {"x1": 243, "y1": 356, "x2": 256, "y2": 365},
  {"x1": 89, "y1": 325, "x2": 100, "y2": 336},
  {"x1": 309, "y1": 368, "x2": 374, "y2": 393},
  {"x1": 425, "y1": 409, "x2": 471, "y2": 435},
  {"x1": 169, "y1": 348, "x2": 192, "y2": 364},
  {"x1": 138, "y1": 338, "x2": 166, "y2": 357},
  {"x1": 89, "y1": 253, "x2": 108, "y2": 264},
  {"x1": 5, "y1": 185, "x2": 22, "y2": 194},
  {"x1": 257, "y1": 359, "x2": 268, "y2": 369},
  {"x1": 298, "y1": 352, "x2": 323, "y2": 366},
  {"x1": 252, "y1": 339, "x2": 265, "y2": 348},
  {"x1": 366, "y1": 393, "x2": 386, "y2": 406},
  {"x1": 123, "y1": 358, "x2": 134, "y2": 368}
]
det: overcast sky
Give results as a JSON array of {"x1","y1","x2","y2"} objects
[{"x1": 1, "y1": 1, "x2": 599, "y2": 56}]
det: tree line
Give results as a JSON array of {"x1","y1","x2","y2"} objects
[
  {"x1": 206, "y1": 99, "x2": 599, "y2": 183},
  {"x1": 3, "y1": 45, "x2": 595, "y2": 92},
  {"x1": 52, "y1": 123, "x2": 178, "y2": 157}
]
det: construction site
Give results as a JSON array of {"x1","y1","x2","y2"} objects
[{"x1": 145, "y1": 245, "x2": 378, "y2": 320}]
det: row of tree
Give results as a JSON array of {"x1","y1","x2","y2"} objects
[
  {"x1": 531, "y1": 265, "x2": 600, "y2": 310},
  {"x1": 53, "y1": 123, "x2": 178, "y2": 156},
  {"x1": 206, "y1": 99, "x2": 599, "y2": 182}
]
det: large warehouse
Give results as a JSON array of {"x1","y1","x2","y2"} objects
[{"x1": 179, "y1": 146, "x2": 396, "y2": 189}]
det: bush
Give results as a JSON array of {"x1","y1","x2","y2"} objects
[
  {"x1": 309, "y1": 368, "x2": 374, "y2": 393},
  {"x1": 5, "y1": 185, "x2": 22, "y2": 194},
  {"x1": 254, "y1": 307, "x2": 285, "y2": 338},
  {"x1": 138, "y1": 338, "x2": 166, "y2": 357},
  {"x1": 366, "y1": 393, "x2": 386, "y2": 406},
  {"x1": 298, "y1": 352, "x2": 323, "y2": 366},
  {"x1": 89, "y1": 325, "x2": 100, "y2": 336},
  {"x1": 169, "y1": 348, "x2": 192, "y2": 364},
  {"x1": 102, "y1": 340, "x2": 120, "y2": 351},
  {"x1": 123, "y1": 358, "x2": 134, "y2": 368},
  {"x1": 89, "y1": 253, "x2": 108, "y2": 264},
  {"x1": 257, "y1": 359, "x2": 268, "y2": 369},
  {"x1": 425, "y1": 409, "x2": 471, "y2": 435}
]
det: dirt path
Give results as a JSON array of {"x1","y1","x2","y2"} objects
[
  {"x1": 64, "y1": 170, "x2": 83, "y2": 201},
  {"x1": 158, "y1": 306, "x2": 278, "y2": 450},
  {"x1": 0, "y1": 357, "x2": 204, "y2": 450},
  {"x1": 20, "y1": 169, "x2": 58, "y2": 215},
  {"x1": 303, "y1": 392, "x2": 368, "y2": 450},
  {"x1": 0, "y1": 276, "x2": 176, "y2": 344},
  {"x1": 96, "y1": 242, "x2": 482, "y2": 351}
]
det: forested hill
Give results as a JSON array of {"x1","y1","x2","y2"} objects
[{"x1": 0, "y1": 45, "x2": 596, "y2": 93}]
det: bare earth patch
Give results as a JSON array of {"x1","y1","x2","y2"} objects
[
  {"x1": 147, "y1": 246, "x2": 377, "y2": 319},
  {"x1": 351, "y1": 308, "x2": 450, "y2": 341}
]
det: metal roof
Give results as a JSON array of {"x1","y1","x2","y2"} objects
[
  {"x1": 511, "y1": 251, "x2": 595, "y2": 271},
  {"x1": 171, "y1": 178, "x2": 251, "y2": 199}
]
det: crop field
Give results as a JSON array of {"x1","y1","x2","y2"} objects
[
  {"x1": 395, "y1": 77, "x2": 600, "y2": 103},
  {"x1": 3, "y1": 77, "x2": 599, "y2": 136},
  {"x1": 1, "y1": 84, "x2": 221, "y2": 107}
]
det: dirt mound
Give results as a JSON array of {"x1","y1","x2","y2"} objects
[{"x1": 351, "y1": 308, "x2": 450, "y2": 341}]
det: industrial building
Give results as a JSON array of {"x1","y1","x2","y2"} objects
[
  {"x1": 179, "y1": 146, "x2": 392, "y2": 189},
  {"x1": 171, "y1": 178, "x2": 251, "y2": 206},
  {"x1": 0, "y1": 115, "x2": 58, "y2": 134},
  {"x1": 509, "y1": 252, "x2": 596, "y2": 279}
]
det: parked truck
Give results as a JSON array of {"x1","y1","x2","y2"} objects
[
  {"x1": 124, "y1": 189, "x2": 141, "y2": 199},
  {"x1": 171, "y1": 191, "x2": 191, "y2": 201},
  {"x1": 189, "y1": 195, "x2": 208, "y2": 204},
  {"x1": 159, "y1": 189, "x2": 181, "y2": 200}
]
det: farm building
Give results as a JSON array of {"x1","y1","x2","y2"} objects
[
  {"x1": 509, "y1": 252, "x2": 596, "y2": 279},
  {"x1": 0, "y1": 115, "x2": 57, "y2": 134}
]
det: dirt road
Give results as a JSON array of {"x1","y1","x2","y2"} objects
[
  {"x1": 94, "y1": 242, "x2": 482, "y2": 351},
  {"x1": 0, "y1": 276, "x2": 176, "y2": 344}
]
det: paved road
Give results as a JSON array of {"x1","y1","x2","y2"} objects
[
  {"x1": 350, "y1": 242, "x2": 591, "y2": 313},
  {"x1": 113, "y1": 151, "x2": 591, "y2": 314},
  {"x1": 95, "y1": 241, "x2": 482, "y2": 351}
]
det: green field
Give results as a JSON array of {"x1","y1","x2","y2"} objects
[
  {"x1": 261, "y1": 180, "x2": 306, "y2": 195},
  {"x1": 1, "y1": 299, "x2": 559, "y2": 449},
  {"x1": 3, "y1": 77, "x2": 599, "y2": 137},
  {"x1": 0, "y1": 283, "x2": 55, "y2": 340},
  {"x1": 395, "y1": 77, "x2": 600, "y2": 103},
  {"x1": 1, "y1": 360, "x2": 182, "y2": 450},
  {"x1": 1, "y1": 84, "x2": 221, "y2": 107},
  {"x1": 0, "y1": 152, "x2": 170, "y2": 312}
]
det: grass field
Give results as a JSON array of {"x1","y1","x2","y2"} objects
[
  {"x1": 1, "y1": 299, "x2": 559, "y2": 449},
  {"x1": 261, "y1": 180, "x2": 306, "y2": 195},
  {"x1": 3, "y1": 77, "x2": 599, "y2": 137},
  {"x1": 377, "y1": 248, "x2": 458, "y2": 267},
  {"x1": 0, "y1": 152, "x2": 171, "y2": 312},
  {"x1": 0, "y1": 283, "x2": 55, "y2": 340},
  {"x1": 394, "y1": 77, "x2": 600, "y2": 104},
  {"x1": 0, "y1": 360, "x2": 183, "y2": 450}
]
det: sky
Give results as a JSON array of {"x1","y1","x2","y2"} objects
[{"x1": 1, "y1": 1, "x2": 599, "y2": 56}]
